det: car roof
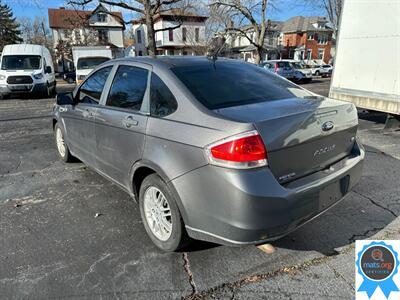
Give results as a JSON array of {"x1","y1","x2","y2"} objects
[{"x1": 109, "y1": 56, "x2": 245, "y2": 69}]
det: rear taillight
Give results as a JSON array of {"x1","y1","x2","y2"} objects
[
  {"x1": 205, "y1": 130, "x2": 268, "y2": 169},
  {"x1": 275, "y1": 64, "x2": 279, "y2": 73}
]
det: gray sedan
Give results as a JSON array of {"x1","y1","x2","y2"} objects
[{"x1": 53, "y1": 57, "x2": 364, "y2": 251}]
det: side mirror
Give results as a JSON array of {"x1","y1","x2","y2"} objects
[
  {"x1": 56, "y1": 92, "x2": 74, "y2": 105},
  {"x1": 45, "y1": 66, "x2": 52, "y2": 74}
]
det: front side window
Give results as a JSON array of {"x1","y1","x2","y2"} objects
[
  {"x1": 150, "y1": 73, "x2": 177, "y2": 117},
  {"x1": 79, "y1": 66, "x2": 112, "y2": 104},
  {"x1": 171, "y1": 61, "x2": 313, "y2": 110},
  {"x1": 1, "y1": 55, "x2": 41, "y2": 70},
  {"x1": 107, "y1": 65, "x2": 149, "y2": 111}
]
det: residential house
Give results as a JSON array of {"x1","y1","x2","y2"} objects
[
  {"x1": 224, "y1": 20, "x2": 284, "y2": 62},
  {"x1": 48, "y1": 4, "x2": 125, "y2": 71},
  {"x1": 281, "y1": 16, "x2": 333, "y2": 63},
  {"x1": 131, "y1": 9, "x2": 208, "y2": 56}
]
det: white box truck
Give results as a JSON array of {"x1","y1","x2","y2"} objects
[
  {"x1": 72, "y1": 46, "x2": 113, "y2": 84},
  {"x1": 329, "y1": 0, "x2": 400, "y2": 124}
]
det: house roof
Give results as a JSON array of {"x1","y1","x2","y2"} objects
[
  {"x1": 48, "y1": 6, "x2": 124, "y2": 29},
  {"x1": 281, "y1": 16, "x2": 332, "y2": 33}
]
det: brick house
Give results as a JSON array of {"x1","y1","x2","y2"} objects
[{"x1": 281, "y1": 16, "x2": 333, "y2": 63}]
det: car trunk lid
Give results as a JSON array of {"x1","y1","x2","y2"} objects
[{"x1": 213, "y1": 97, "x2": 358, "y2": 183}]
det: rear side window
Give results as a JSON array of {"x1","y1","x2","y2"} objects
[
  {"x1": 150, "y1": 73, "x2": 177, "y2": 117},
  {"x1": 79, "y1": 66, "x2": 112, "y2": 104},
  {"x1": 172, "y1": 61, "x2": 312, "y2": 110},
  {"x1": 107, "y1": 65, "x2": 149, "y2": 111}
]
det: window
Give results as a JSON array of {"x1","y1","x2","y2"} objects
[
  {"x1": 169, "y1": 50, "x2": 174, "y2": 55},
  {"x1": 317, "y1": 33, "x2": 328, "y2": 45},
  {"x1": 97, "y1": 13, "x2": 107, "y2": 23},
  {"x1": 1, "y1": 55, "x2": 41, "y2": 70},
  {"x1": 195, "y1": 28, "x2": 199, "y2": 42},
  {"x1": 150, "y1": 73, "x2": 178, "y2": 117},
  {"x1": 318, "y1": 49, "x2": 325, "y2": 60},
  {"x1": 306, "y1": 49, "x2": 312, "y2": 60},
  {"x1": 307, "y1": 33, "x2": 314, "y2": 40},
  {"x1": 107, "y1": 65, "x2": 149, "y2": 111},
  {"x1": 137, "y1": 30, "x2": 142, "y2": 44},
  {"x1": 171, "y1": 61, "x2": 313, "y2": 110},
  {"x1": 182, "y1": 27, "x2": 187, "y2": 42},
  {"x1": 79, "y1": 66, "x2": 112, "y2": 104},
  {"x1": 169, "y1": 29, "x2": 174, "y2": 42},
  {"x1": 98, "y1": 29, "x2": 108, "y2": 43}
]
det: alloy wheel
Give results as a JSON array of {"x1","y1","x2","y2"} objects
[{"x1": 143, "y1": 186, "x2": 173, "y2": 241}]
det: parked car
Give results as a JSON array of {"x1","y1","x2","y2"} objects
[
  {"x1": 260, "y1": 60, "x2": 295, "y2": 80},
  {"x1": 289, "y1": 61, "x2": 313, "y2": 83},
  {"x1": 0, "y1": 44, "x2": 56, "y2": 99},
  {"x1": 53, "y1": 57, "x2": 364, "y2": 251},
  {"x1": 313, "y1": 64, "x2": 333, "y2": 77}
]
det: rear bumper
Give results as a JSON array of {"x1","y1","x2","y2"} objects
[{"x1": 172, "y1": 140, "x2": 364, "y2": 245}]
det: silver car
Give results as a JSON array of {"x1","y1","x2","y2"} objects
[
  {"x1": 53, "y1": 57, "x2": 364, "y2": 251},
  {"x1": 260, "y1": 60, "x2": 295, "y2": 79}
]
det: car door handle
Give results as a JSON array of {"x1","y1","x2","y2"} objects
[{"x1": 122, "y1": 116, "x2": 138, "y2": 128}]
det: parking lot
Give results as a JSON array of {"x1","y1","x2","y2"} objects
[{"x1": 1, "y1": 79, "x2": 400, "y2": 299}]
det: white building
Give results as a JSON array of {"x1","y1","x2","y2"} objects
[
  {"x1": 48, "y1": 5, "x2": 125, "y2": 50},
  {"x1": 223, "y1": 20, "x2": 283, "y2": 62},
  {"x1": 131, "y1": 9, "x2": 208, "y2": 56}
]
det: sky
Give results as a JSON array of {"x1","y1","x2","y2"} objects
[{"x1": 8, "y1": 0, "x2": 325, "y2": 23}]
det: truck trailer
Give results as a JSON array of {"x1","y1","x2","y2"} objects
[{"x1": 329, "y1": 0, "x2": 399, "y2": 126}]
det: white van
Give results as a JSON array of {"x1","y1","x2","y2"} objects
[{"x1": 0, "y1": 44, "x2": 56, "y2": 99}]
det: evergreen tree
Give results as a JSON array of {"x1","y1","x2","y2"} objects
[{"x1": 0, "y1": 1, "x2": 22, "y2": 51}]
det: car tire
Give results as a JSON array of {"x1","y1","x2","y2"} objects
[
  {"x1": 315, "y1": 71, "x2": 320, "y2": 76},
  {"x1": 139, "y1": 174, "x2": 189, "y2": 252},
  {"x1": 54, "y1": 123, "x2": 75, "y2": 162}
]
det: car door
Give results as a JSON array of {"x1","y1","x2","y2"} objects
[
  {"x1": 94, "y1": 63, "x2": 150, "y2": 188},
  {"x1": 62, "y1": 66, "x2": 112, "y2": 167}
]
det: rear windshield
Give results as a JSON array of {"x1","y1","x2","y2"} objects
[
  {"x1": 171, "y1": 61, "x2": 312, "y2": 109},
  {"x1": 1, "y1": 55, "x2": 41, "y2": 70},
  {"x1": 77, "y1": 57, "x2": 110, "y2": 70}
]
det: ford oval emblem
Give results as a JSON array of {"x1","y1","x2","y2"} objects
[{"x1": 322, "y1": 121, "x2": 334, "y2": 131}]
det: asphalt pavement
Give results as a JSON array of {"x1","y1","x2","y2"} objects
[{"x1": 0, "y1": 80, "x2": 399, "y2": 299}]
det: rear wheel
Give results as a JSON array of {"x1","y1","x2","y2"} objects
[
  {"x1": 139, "y1": 174, "x2": 189, "y2": 251},
  {"x1": 54, "y1": 123, "x2": 74, "y2": 162},
  {"x1": 315, "y1": 70, "x2": 320, "y2": 76}
]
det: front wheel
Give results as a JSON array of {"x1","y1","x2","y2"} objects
[
  {"x1": 54, "y1": 123, "x2": 75, "y2": 162},
  {"x1": 315, "y1": 70, "x2": 320, "y2": 76},
  {"x1": 139, "y1": 174, "x2": 189, "y2": 251}
]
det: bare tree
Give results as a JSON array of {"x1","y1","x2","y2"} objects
[
  {"x1": 69, "y1": 0, "x2": 195, "y2": 57},
  {"x1": 18, "y1": 16, "x2": 53, "y2": 49},
  {"x1": 210, "y1": 0, "x2": 271, "y2": 64}
]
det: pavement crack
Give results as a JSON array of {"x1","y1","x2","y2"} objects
[
  {"x1": 348, "y1": 227, "x2": 384, "y2": 243},
  {"x1": 182, "y1": 252, "x2": 199, "y2": 299},
  {"x1": 352, "y1": 190, "x2": 398, "y2": 218},
  {"x1": 182, "y1": 255, "x2": 334, "y2": 299}
]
